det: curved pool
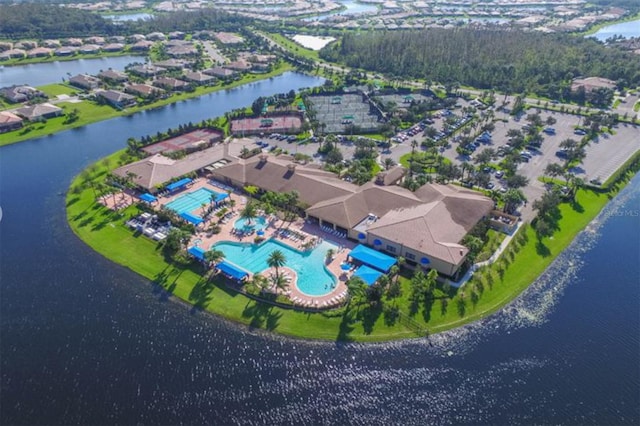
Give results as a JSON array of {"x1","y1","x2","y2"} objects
[
  {"x1": 233, "y1": 216, "x2": 268, "y2": 232},
  {"x1": 212, "y1": 239, "x2": 337, "y2": 296}
]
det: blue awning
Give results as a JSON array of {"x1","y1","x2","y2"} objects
[
  {"x1": 166, "y1": 177, "x2": 192, "y2": 191},
  {"x1": 216, "y1": 260, "x2": 249, "y2": 280},
  {"x1": 188, "y1": 246, "x2": 206, "y2": 260},
  {"x1": 180, "y1": 212, "x2": 203, "y2": 225},
  {"x1": 353, "y1": 265, "x2": 383, "y2": 286},
  {"x1": 139, "y1": 193, "x2": 157, "y2": 202},
  {"x1": 214, "y1": 192, "x2": 229, "y2": 203},
  {"x1": 349, "y1": 244, "x2": 397, "y2": 273}
]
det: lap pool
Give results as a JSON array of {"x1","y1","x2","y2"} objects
[
  {"x1": 165, "y1": 187, "x2": 221, "y2": 215},
  {"x1": 212, "y1": 239, "x2": 338, "y2": 296}
]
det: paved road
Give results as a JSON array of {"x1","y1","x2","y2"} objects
[{"x1": 202, "y1": 41, "x2": 226, "y2": 65}]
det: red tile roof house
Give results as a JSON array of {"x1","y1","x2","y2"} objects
[
  {"x1": 68, "y1": 74, "x2": 101, "y2": 90},
  {"x1": 27, "y1": 47, "x2": 53, "y2": 58},
  {"x1": 0, "y1": 111, "x2": 24, "y2": 133},
  {"x1": 128, "y1": 64, "x2": 166, "y2": 77},
  {"x1": 125, "y1": 83, "x2": 164, "y2": 98},
  {"x1": 0, "y1": 49, "x2": 26, "y2": 60},
  {"x1": 15, "y1": 103, "x2": 63, "y2": 120}
]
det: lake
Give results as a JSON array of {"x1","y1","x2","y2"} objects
[
  {"x1": 104, "y1": 13, "x2": 154, "y2": 22},
  {"x1": 591, "y1": 18, "x2": 640, "y2": 41},
  {"x1": 304, "y1": 0, "x2": 378, "y2": 21},
  {"x1": 0, "y1": 56, "x2": 145, "y2": 88},
  {"x1": 0, "y1": 71, "x2": 638, "y2": 424}
]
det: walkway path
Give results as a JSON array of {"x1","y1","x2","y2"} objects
[{"x1": 448, "y1": 220, "x2": 525, "y2": 289}]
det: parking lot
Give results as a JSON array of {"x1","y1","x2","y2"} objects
[{"x1": 578, "y1": 123, "x2": 640, "y2": 183}]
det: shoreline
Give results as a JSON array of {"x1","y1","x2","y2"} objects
[
  {"x1": 578, "y1": 12, "x2": 640, "y2": 37},
  {"x1": 0, "y1": 63, "x2": 294, "y2": 147},
  {"x1": 65, "y1": 147, "x2": 640, "y2": 342}
]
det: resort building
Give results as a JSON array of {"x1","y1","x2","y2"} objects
[
  {"x1": 211, "y1": 155, "x2": 493, "y2": 277},
  {"x1": 116, "y1": 149, "x2": 492, "y2": 278}
]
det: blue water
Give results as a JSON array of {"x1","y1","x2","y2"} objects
[
  {"x1": 233, "y1": 216, "x2": 268, "y2": 231},
  {"x1": 304, "y1": 0, "x2": 378, "y2": 21},
  {"x1": 213, "y1": 239, "x2": 338, "y2": 295},
  {"x1": 591, "y1": 18, "x2": 640, "y2": 41},
  {"x1": 0, "y1": 56, "x2": 146, "y2": 87},
  {"x1": 165, "y1": 187, "x2": 220, "y2": 214},
  {"x1": 104, "y1": 13, "x2": 154, "y2": 22}
]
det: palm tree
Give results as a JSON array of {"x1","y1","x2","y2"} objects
[
  {"x1": 267, "y1": 249, "x2": 286, "y2": 280},
  {"x1": 346, "y1": 276, "x2": 367, "y2": 306},
  {"x1": 204, "y1": 248, "x2": 224, "y2": 268},
  {"x1": 251, "y1": 274, "x2": 270, "y2": 294},
  {"x1": 240, "y1": 202, "x2": 257, "y2": 225},
  {"x1": 270, "y1": 273, "x2": 289, "y2": 293}
]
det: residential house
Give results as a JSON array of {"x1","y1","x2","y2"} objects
[
  {"x1": 65, "y1": 38, "x2": 83, "y2": 46},
  {"x1": 130, "y1": 40, "x2": 154, "y2": 52},
  {"x1": 167, "y1": 44, "x2": 198, "y2": 57},
  {"x1": 571, "y1": 76, "x2": 617, "y2": 93},
  {"x1": 41, "y1": 39, "x2": 61, "y2": 48},
  {"x1": 146, "y1": 32, "x2": 166, "y2": 41},
  {"x1": 79, "y1": 44, "x2": 101, "y2": 54},
  {"x1": 125, "y1": 83, "x2": 164, "y2": 98},
  {"x1": 84, "y1": 36, "x2": 106, "y2": 45},
  {"x1": 224, "y1": 60, "x2": 252, "y2": 72},
  {"x1": 0, "y1": 85, "x2": 45, "y2": 103},
  {"x1": 0, "y1": 111, "x2": 23, "y2": 133},
  {"x1": 153, "y1": 77, "x2": 190, "y2": 91},
  {"x1": 0, "y1": 42, "x2": 13, "y2": 52},
  {"x1": 97, "y1": 69, "x2": 129, "y2": 84},
  {"x1": 154, "y1": 59, "x2": 188, "y2": 70},
  {"x1": 127, "y1": 34, "x2": 146, "y2": 43},
  {"x1": 54, "y1": 47, "x2": 77, "y2": 57},
  {"x1": 0, "y1": 49, "x2": 26, "y2": 60},
  {"x1": 128, "y1": 64, "x2": 165, "y2": 77},
  {"x1": 15, "y1": 103, "x2": 63, "y2": 120},
  {"x1": 168, "y1": 31, "x2": 186, "y2": 40},
  {"x1": 183, "y1": 71, "x2": 216, "y2": 84},
  {"x1": 69, "y1": 74, "x2": 101, "y2": 90},
  {"x1": 95, "y1": 89, "x2": 136, "y2": 108},
  {"x1": 27, "y1": 47, "x2": 53, "y2": 58},
  {"x1": 14, "y1": 40, "x2": 37, "y2": 50},
  {"x1": 102, "y1": 43, "x2": 125, "y2": 52},
  {"x1": 204, "y1": 67, "x2": 236, "y2": 79}
]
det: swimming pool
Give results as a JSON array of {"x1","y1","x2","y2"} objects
[
  {"x1": 165, "y1": 187, "x2": 221, "y2": 215},
  {"x1": 233, "y1": 216, "x2": 268, "y2": 232},
  {"x1": 212, "y1": 239, "x2": 338, "y2": 296}
]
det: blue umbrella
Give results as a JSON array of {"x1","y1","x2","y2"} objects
[
  {"x1": 357, "y1": 232, "x2": 366, "y2": 240},
  {"x1": 421, "y1": 257, "x2": 430, "y2": 265},
  {"x1": 373, "y1": 239, "x2": 382, "y2": 246},
  {"x1": 257, "y1": 230, "x2": 265, "y2": 236},
  {"x1": 340, "y1": 263, "x2": 351, "y2": 271}
]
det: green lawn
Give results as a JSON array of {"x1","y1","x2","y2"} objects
[
  {"x1": 67, "y1": 148, "x2": 638, "y2": 341},
  {"x1": 38, "y1": 83, "x2": 79, "y2": 97}
]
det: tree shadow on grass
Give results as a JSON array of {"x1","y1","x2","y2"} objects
[
  {"x1": 66, "y1": 197, "x2": 80, "y2": 207},
  {"x1": 188, "y1": 276, "x2": 216, "y2": 311},
  {"x1": 336, "y1": 306, "x2": 356, "y2": 342},
  {"x1": 536, "y1": 240, "x2": 551, "y2": 257},
  {"x1": 361, "y1": 302, "x2": 382, "y2": 335},
  {"x1": 151, "y1": 265, "x2": 183, "y2": 301},
  {"x1": 422, "y1": 297, "x2": 435, "y2": 324},
  {"x1": 570, "y1": 200, "x2": 584, "y2": 213},
  {"x1": 241, "y1": 300, "x2": 281, "y2": 331}
]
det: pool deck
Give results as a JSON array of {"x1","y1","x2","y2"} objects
[{"x1": 177, "y1": 179, "x2": 358, "y2": 309}]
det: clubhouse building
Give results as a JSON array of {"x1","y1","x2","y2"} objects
[{"x1": 115, "y1": 147, "x2": 493, "y2": 278}]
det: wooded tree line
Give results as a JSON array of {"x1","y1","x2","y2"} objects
[
  {"x1": 0, "y1": 4, "x2": 118, "y2": 38},
  {"x1": 0, "y1": 4, "x2": 252, "y2": 39},
  {"x1": 320, "y1": 29, "x2": 640, "y2": 97}
]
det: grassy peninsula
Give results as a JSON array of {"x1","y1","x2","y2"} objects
[{"x1": 66, "y1": 149, "x2": 639, "y2": 342}]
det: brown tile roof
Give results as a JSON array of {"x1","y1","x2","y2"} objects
[
  {"x1": 15, "y1": 103, "x2": 62, "y2": 120},
  {"x1": 113, "y1": 144, "x2": 227, "y2": 190},
  {"x1": 306, "y1": 183, "x2": 423, "y2": 228},
  {"x1": 366, "y1": 185, "x2": 493, "y2": 264},
  {"x1": 0, "y1": 111, "x2": 23, "y2": 125},
  {"x1": 212, "y1": 156, "x2": 358, "y2": 206}
]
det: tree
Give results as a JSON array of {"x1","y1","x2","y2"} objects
[
  {"x1": 383, "y1": 157, "x2": 396, "y2": 170},
  {"x1": 163, "y1": 228, "x2": 191, "y2": 255},
  {"x1": 267, "y1": 249, "x2": 286, "y2": 280},
  {"x1": 503, "y1": 188, "x2": 527, "y2": 214},
  {"x1": 204, "y1": 248, "x2": 224, "y2": 269},
  {"x1": 240, "y1": 202, "x2": 257, "y2": 225},
  {"x1": 544, "y1": 162, "x2": 565, "y2": 182},
  {"x1": 346, "y1": 276, "x2": 367, "y2": 306},
  {"x1": 505, "y1": 173, "x2": 529, "y2": 189}
]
